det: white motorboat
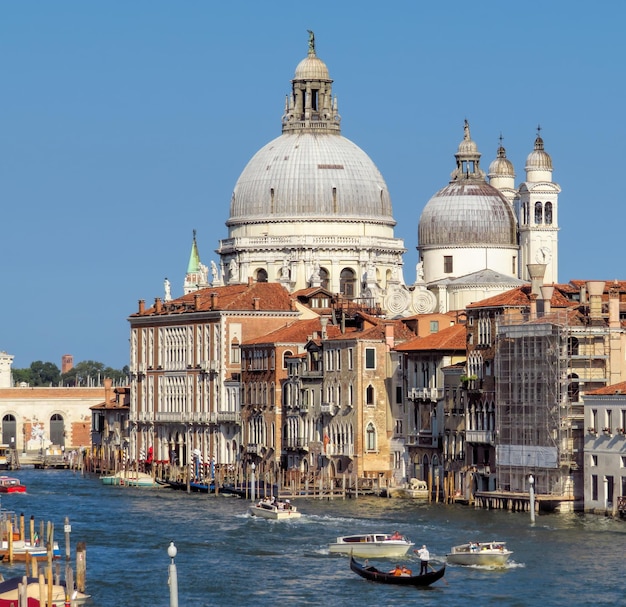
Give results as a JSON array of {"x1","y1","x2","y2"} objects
[
  {"x1": 100, "y1": 470, "x2": 159, "y2": 487},
  {"x1": 328, "y1": 533, "x2": 414, "y2": 558},
  {"x1": 446, "y1": 541, "x2": 512, "y2": 567},
  {"x1": 248, "y1": 499, "x2": 301, "y2": 520},
  {"x1": 383, "y1": 478, "x2": 429, "y2": 499}
]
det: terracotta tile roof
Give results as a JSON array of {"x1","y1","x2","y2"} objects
[
  {"x1": 586, "y1": 381, "x2": 626, "y2": 396},
  {"x1": 395, "y1": 323, "x2": 467, "y2": 352},
  {"x1": 324, "y1": 317, "x2": 416, "y2": 343},
  {"x1": 243, "y1": 318, "x2": 342, "y2": 345},
  {"x1": 467, "y1": 284, "x2": 575, "y2": 310},
  {"x1": 131, "y1": 282, "x2": 295, "y2": 317}
]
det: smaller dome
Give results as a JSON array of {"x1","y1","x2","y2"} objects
[
  {"x1": 525, "y1": 135, "x2": 553, "y2": 171},
  {"x1": 294, "y1": 54, "x2": 330, "y2": 80},
  {"x1": 458, "y1": 137, "x2": 478, "y2": 155},
  {"x1": 489, "y1": 144, "x2": 515, "y2": 178}
]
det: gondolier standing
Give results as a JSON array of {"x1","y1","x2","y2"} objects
[{"x1": 416, "y1": 545, "x2": 430, "y2": 575}]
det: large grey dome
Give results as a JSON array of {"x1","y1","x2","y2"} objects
[
  {"x1": 419, "y1": 181, "x2": 517, "y2": 247},
  {"x1": 419, "y1": 121, "x2": 517, "y2": 248},
  {"x1": 227, "y1": 131, "x2": 394, "y2": 227}
]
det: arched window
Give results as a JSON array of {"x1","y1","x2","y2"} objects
[
  {"x1": 522, "y1": 201, "x2": 528, "y2": 225},
  {"x1": 282, "y1": 350, "x2": 293, "y2": 369},
  {"x1": 545, "y1": 202, "x2": 553, "y2": 225},
  {"x1": 2, "y1": 414, "x2": 16, "y2": 447},
  {"x1": 534, "y1": 202, "x2": 543, "y2": 224},
  {"x1": 568, "y1": 337, "x2": 579, "y2": 356},
  {"x1": 319, "y1": 267, "x2": 329, "y2": 290},
  {"x1": 340, "y1": 268, "x2": 356, "y2": 298},
  {"x1": 50, "y1": 413, "x2": 65, "y2": 447},
  {"x1": 255, "y1": 268, "x2": 268, "y2": 283},
  {"x1": 366, "y1": 385, "x2": 374, "y2": 406},
  {"x1": 366, "y1": 423, "x2": 376, "y2": 451}
]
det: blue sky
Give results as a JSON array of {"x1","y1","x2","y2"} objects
[{"x1": 1, "y1": 1, "x2": 624, "y2": 370}]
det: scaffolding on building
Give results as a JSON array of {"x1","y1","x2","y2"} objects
[{"x1": 495, "y1": 309, "x2": 611, "y2": 504}]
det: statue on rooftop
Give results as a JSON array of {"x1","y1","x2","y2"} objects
[{"x1": 307, "y1": 30, "x2": 315, "y2": 54}]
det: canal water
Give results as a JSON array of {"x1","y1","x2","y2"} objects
[{"x1": 0, "y1": 468, "x2": 624, "y2": 607}]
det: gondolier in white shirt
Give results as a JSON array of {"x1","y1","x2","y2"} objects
[{"x1": 415, "y1": 545, "x2": 430, "y2": 575}]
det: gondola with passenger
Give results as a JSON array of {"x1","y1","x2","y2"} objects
[{"x1": 349, "y1": 555, "x2": 445, "y2": 587}]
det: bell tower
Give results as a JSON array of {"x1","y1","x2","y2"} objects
[{"x1": 517, "y1": 127, "x2": 560, "y2": 283}]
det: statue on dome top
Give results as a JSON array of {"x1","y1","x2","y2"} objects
[{"x1": 307, "y1": 30, "x2": 315, "y2": 54}]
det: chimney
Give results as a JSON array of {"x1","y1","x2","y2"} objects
[
  {"x1": 289, "y1": 299, "x2": 297, "y2": 312},
  {"x1": 529, "y1": 293, "x2": 538, "y2": 320},
  {"x1": 579, "y1": 283, "x2": 587, "y2": 305},
  {"x1": 527, "y1": 264, "x2": 546, "y2": 296},
  {"x1": 194, "y1": 293, "x2": 200, "y2": 310},
  {"x1": 248, "y1": 276, "x2": 254, "y2": 286},
  {"x1": 385, "y1": 322, "x2": 395, "y2": 349},
  {"x1": 609, "y1": 284, "x2": 620, "y2": 328},
  {"x1": 210, "y1": 292, "x2": 218, "y2": 310},
  {"x1": 154, "y1": 297, "x2": 162, "y2": 314},
  {"x1": 586, "y1": 281, "x2": 605, "y2": 320},
  {"x1": 540, "y1": 285, "x2": 554, "y2": 315},
  {"x1": 104, "y1": 377, "x2": 113, "y2": 404},
  {"x1": 138, "y1": 300, "x2": 145, "y2": 314},
  {"x1": 320, "y1": 317, "x2": 328, "y2": 339},
  {"x1": 253, "y1": 297, "x2": 260, "y2": 311}
]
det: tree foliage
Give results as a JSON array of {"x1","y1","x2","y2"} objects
[{"x1": 12, "y1": 360, "x2": 128, "y2": 387}]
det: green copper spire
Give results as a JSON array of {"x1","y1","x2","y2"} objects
[{"x1": 187, "y1": 229, "x2": 201, "y2": 273}]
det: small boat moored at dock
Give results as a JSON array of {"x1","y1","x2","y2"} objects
[
  {"x1": 446, "y1": 540, "x2": 512, "y2": 567},
  {"x1": 349, "y1": 555, "x2": 445, "y2": 586},
  {"x1": 248, "y1": 498, "x2": 301, "y2": 520},
  {"x1": 0, "y1": 575, "x2": 90, "y2": 605},
  {"x1": 0, "y1": 476, "x2": 25, "y2": 493},
  {"x1": 328, "y1": 533, "x2": 414, "y2": 558},
  {"x1": 100, "y1": 471, "x2": 159, "y2": 487},
  {"x1": 0, "y1": 539, "x2": 61, "y2": 562}
]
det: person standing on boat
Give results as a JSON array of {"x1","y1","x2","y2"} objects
[{"x1": 415, "y1": 545, "x2": 430, "y2": 575}]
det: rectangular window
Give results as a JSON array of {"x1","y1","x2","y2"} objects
[
  {"x1": 429, "y1": 320, "x2": 439, "y2": 333},
  {"x1": 336, "y1": 349, "x2": 341, "y2": 371},
  {"x1": 348, "y1": 348, "x2": 354, "y2": 370},
  {"x1": 607, "y1": 475, "x2": 614, "y2": 504},
  {"x1": 591, "y1": 474, "x2": 598, "y2": 501},
  {"x1": 591, "y1": 454, "x2": 598, "y2": 466},
  {"x1": 444, "y1": 256, "x2": 453, "y2": 273},
  {"x1": 395, "y1": 386, "x2": 403, "y2": 404},
  {"x1": 365, "y1": 348, "x2": 376, "y2": 369}
]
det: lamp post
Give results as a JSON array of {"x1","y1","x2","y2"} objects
[
  {"x1": 167, "y1": 541, "x2": 178, "y2": 607},
  {"x1": 250, "y1": 462, "x2": 256, "y2": 502},
  {"x1": 529, "y1": 474, "x2": 536, "y2": 524}
]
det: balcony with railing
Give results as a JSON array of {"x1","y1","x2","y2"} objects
[
  {"x1": 465, "y1": 429, "x2": 495, "y2": 444},
  {"x1": 408, "y1": 387, "x2": 440, "y2": 401}
]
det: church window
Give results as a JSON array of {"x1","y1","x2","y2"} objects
[
  {"x1": 256, "y1": 268, "x2": 268, "y2": 282},
  {"x1": 512, "y1": 256, "x2": 516, "y2": 274},
  {"x1": 522, "y1": 201, "x2": 528, "y2": 225},
  {"x1": 340, "y1": 268, "x2": 356, "y2": 298},
  {"x1": 545, "y1": 202, "x2": 553, "y2": 224},
  {"x1": 444, "y1": 256, "x2": 453, "y2": 273},
  {"x1": 319, "y1": 267, "x2": 329, "y2": 290},
  {"x1": 535, "y1": 202, "x2": 543, "y2": 224},
  {"x1": 332, "y1": 187, "x2": 337, "y2": 213}
]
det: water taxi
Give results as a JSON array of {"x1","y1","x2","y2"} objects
[
  {"x1": 446, "y1": 541, "x2": 512, "y2": 567},
  {"x1": 0, "y1": 476, "x2": 25, "y2": 493},
  {"x1": 248, "y1": 498, "x2": 301, "y2": 520},
  {"x1": 328, "y1": 533, "x2": 414, "y2": 558}
]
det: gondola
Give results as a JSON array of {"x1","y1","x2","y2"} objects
[{"x1": 349, "y1": 555, "x2": 445, "y2": 587}]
